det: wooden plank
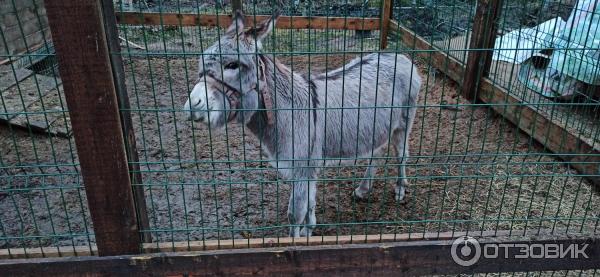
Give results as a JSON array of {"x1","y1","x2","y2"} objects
[
  {"x1": 7, "y1": 84, "x2": 71, "y2": 138},
  {"x1": 44, "y1": 0, "x2": 141, "y2": 256},
  {"x1": 0, "y1": 245, "x2": 96, "y2": 260},
  {"x1": 1, "y1": 234, "x2": 598, "y2": 276},
  {"x1": 0, "y1": 0, "x2": 50, "y2": 60},
  {"x1": 461, "y1": 0, "x2": 503, "y2": 101},
  {"x1": 0, "y1": 29, "x2": 50, "y2": 60},
  {"x1": 45, "y1": 107, "x2": 71, "y2": 138},
  {"x1": 0, "y1": 43, "x2": 45, "y2": 65},
  {"x1": 0, "y1": 231, "x2": 468, "y2": 259},
  {"x1": 0, "y1": 68, "x2": 33, "y2": 91},
  {"x1": 142, "y1": 230, "x2": 512, "y2": 253},
  {"x1": 0, "y1": 74, "x2": 58, "y2": 120},
  {"x1": 0, "y1": 229, "x2": 565, "y2": 259},
  {"x1": 100, "y1": 0, "x2": 150, "y2": 243},
  {"x1": 390, "y1": 20, "x2": 600, "y2": 189},
  {"x1": 1, "y1": 14, "x2": 49, "y2": 43},
  {"x1": 115, "y1": 12, "x2": 381, "y2": 30},
  {"x1": 0, "y1": 0, "x2": 40, "y2": 12},
  {"x1": 379, "y1": 0, "x2": 392, "y2": 49},
  {"x1": 1, "y1": 5, "x2": 48, "y2": 31}
]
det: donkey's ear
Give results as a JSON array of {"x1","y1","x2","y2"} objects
[
  {"x1": 226, "y1": 10, "x2": 246, "y2": 35},
  {"x1": 245, "y1": 12, "x2": 279, "y2": 41}
]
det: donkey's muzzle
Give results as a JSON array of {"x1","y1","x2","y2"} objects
[{"x1": 183, "y1": 82, "x2": 210, "y2": 122}]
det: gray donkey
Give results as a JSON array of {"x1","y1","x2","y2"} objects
[{"x1": 183, "y1": 12, "x2": 421, "y2": 237}]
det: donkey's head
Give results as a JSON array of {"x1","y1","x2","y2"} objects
[
  {"x1": 202, "y1": 11, "x2": 278, "y2": 94},
  {"x1": 186, "y1": 11, "x2": 278, "y2": 125}
]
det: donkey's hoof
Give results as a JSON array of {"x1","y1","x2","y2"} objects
[
  {"x1": 353, "y1": 188, "x2": 370, "y2": 200},
  {"x1": 299, "y1": 227, "x2": 313, "y2": 237},
  {"x1": 289, "y1": 227, "x2": 301, "y2": 238},
  {"x1": 395, "y1": 186, "x2": 406, "y2": 202}
]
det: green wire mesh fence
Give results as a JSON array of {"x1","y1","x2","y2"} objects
[
  {"x1": 0, "y1": 0, "x2": 599, "y2": 269},
  {"x1": 0, "y1": 0, "x2": 93, "y2": 254}
]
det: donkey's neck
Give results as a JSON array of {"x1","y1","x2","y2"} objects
[
  {"x1": 245, "y1": 54, "x2": 311, "y2": 156},
  {"x1": 259, "y1": 54, "x2": 302, "y2": 101}
]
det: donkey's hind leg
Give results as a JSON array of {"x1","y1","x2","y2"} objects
[
  {"x1": 353, "y1": 158, "x2": 377, "y2": 199},
  {"x1": 288, "y1": 179, "x2": 317, "y2": 237},
  {"x1": 393, "y1": 129, "x2": 410, "y2": 202}
]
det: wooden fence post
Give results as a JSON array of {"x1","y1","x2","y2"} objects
[
  {"x1": 380, "y1": 0, "x2": 393, "y2": 49},
  {"x1": 461, "y1": 0, "x2": 503, "y2": 101},
  {"x1": 100, "y1": 0, "x2": 151, "y2": 243},
  {"x1": 232, "y1": 0, "x2": 243, "y2": 14},
  {"x1": 44, "y1": 0, "x2": 141, "y2": 256}
]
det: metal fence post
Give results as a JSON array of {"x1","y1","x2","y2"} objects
[
  {"x1": 461, "y1": 0, "x2": 503, "y2": 101},
  {"x1": 44, "y1": 0, "x2": 141, "y2": 256}
]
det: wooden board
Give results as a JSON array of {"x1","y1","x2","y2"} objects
[
  {"x1": 115, "y1": 12, "x2": 381, "y2": 30},
  {"x1": 390, "y1": 20, "x2": 600, "y2": 189},
  {"x1": 45, "y1": 0, "x2": 141, "y2": 256},
  {"x1": 0, "y1": 0, "x2": 50, "y2": 64},
  {"x1": 0, "y1": 73, "x2": 58, "y2": 120},
  {"x1": 7, "y1": 84, "x2": 72, "y2": 138},
  {"x1": 0, "y1": 68, "x2": 33, "y2": 92},
  {"x1": 0, "y1": 234, "x2": 598, "y2": 276},
  {"x1": 0, "y1": 229, "x2": 571, "y2": 259},
  {"x1": 1, "y1": 231, "x2": 491, "y2": 259}
]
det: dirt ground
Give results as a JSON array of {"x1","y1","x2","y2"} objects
[{"x1": 0, "y1": 53, "x2": 598, "y2": 248}]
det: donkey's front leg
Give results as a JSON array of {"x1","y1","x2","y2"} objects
[{"x1": 288, "y1": 179, "x2": 317, "y2": 237}]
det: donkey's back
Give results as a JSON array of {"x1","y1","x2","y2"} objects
[{"x1": 314, "y1": 53, "x2": 421, "y2": 160}]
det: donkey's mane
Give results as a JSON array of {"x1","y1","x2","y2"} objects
[{"x1": 257, "y1": 53, "x2": 319, "y2": 123}]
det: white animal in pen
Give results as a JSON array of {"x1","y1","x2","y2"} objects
[{"x1": 183, "y1": 12, "x2": 421, "y2": 237}]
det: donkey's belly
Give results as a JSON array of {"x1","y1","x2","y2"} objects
[{"x1": 321, "y1": 107, "x2": 393, "y2": 159}]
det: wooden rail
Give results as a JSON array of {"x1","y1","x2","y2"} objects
[
  {"x1": 115, "y1": 12, "x2": 381, "y2": 30},
  {"x1": 390, "y1": 20, "x2": 600, "y2": 189},
  {"x1": 0, "y1": 230, "x2": 517, "y2": 259},
  {"x1": 1, "y1": 234, "x2": 598, "y2": 276}
]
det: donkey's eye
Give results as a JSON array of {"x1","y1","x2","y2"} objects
[{"x1": 225, "y1": 62, "x2": 240, "y2": 70}]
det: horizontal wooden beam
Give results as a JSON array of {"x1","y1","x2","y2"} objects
[
  {"x1": 1, "y1": 234, "x2": 598, "y2": 276},
  {"x1": 0, "y1": 229, "x2": 583, "y2": 260},
  {"x1": 390, "y1": 20, "x2": 600, "y2": 189},
  {"x1": 142, "y1": 230, "x2": 516, "y2": 253},
  {"x1": 0, "y1": 230, "x2": 501, "y2": 259},
  {"x1": 115, "y1": 12, "x2": 381, "y2": 30}
]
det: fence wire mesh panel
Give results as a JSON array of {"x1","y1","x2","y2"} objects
[
  {"x1": 110, "y1": 0, "x2": 600, "y2": 249},
  {"x1": 0, "y1": 0, "x2": 598, "y2": 271},
  {"x1": 394, "y1": 0, "x2": 477, "y2": 64},
  {"x1": 488, "y1": 0, "x2": 600, "y2": 154},
  {"x1": 0, "y1": 0, "x2": 94, "y2": 256}
]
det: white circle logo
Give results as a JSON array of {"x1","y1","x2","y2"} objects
[{"x1": 451, "y1": 236, "x2": 482, "y2": 266}]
